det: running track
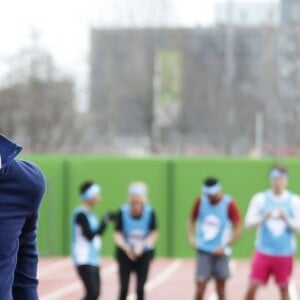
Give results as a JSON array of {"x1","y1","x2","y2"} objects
[{"x1": 38, "y1": 257, "x2": 300, "y2": 299}]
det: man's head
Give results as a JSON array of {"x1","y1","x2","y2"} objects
[
  {"x1": 269, "y1": 165, "x2": 288, "y2": 194},
  {"x1": 79, "y1": 180, "x2": 101, "y2": 207},
  {"x1": 202, "y1": 177, "x2": 223, "y2": 203}
]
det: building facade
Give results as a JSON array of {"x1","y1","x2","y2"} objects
[{"x1": 90, "y1": 23, "x2": 300, "y2": 155}]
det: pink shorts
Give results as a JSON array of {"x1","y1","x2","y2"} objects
[{"x1": 249, "y1": 250, "x2": 293, "y2": 287}]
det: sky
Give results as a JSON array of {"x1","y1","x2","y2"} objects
[{"x1": 0, "y1": 0, "x2": 278, "y2": 111}]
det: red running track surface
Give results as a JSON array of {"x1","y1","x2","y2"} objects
[{"x1": 38, "y1": 257, "x2": 300, "y2": 300}]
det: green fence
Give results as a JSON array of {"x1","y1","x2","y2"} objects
[
  {"x1": 64, "y1": 156, "x2": 170, "y2": 257},
  {"x1": 22, "y1": 155, "x2": 67, "y2": 255},
  {"x1": 21, "y1": 155, "x2": 300, "y2": 258}
]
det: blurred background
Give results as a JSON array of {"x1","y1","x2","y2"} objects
[
  {"x1": 2, "y1": 0, "x2": 300, "y2": 258},
  {"x1": 2, "y1": 0, "x2": 299, "y2": 156}
]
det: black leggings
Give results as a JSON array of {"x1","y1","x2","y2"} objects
[
  {"x1": 117, "y1": 250, "x2": 153, "y2": 300},
  {"x1": 77, "y1": 265, "x2": 100, "y2": 300}
]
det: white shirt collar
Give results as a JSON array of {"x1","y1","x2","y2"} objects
[{"x1": 268, "y1": 189, "x2": 289, "y2": 200}]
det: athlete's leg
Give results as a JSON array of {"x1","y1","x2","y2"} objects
[
  {"x1": 195, "y1": 281, "x2": 208, "y2": 300},
  {"x1": 195, "y1": 251, "x2": 213, "y2": 300},
  {"x1": 244, "y1": 251, "x2": 271, "y2": 300},
  {"x1": 279, "y1": 286, "x2": 289, "y2": 300},
  {"x1": 272, "y1": 255, "x2": 293, "y2": 300},
  {"x1": 215, "y1": 279, "x2": 226, "y2": 300},
  {"x1": 134, "y1": 252, "x2": 152, "y2": 300},
  {"x1": 244, "y1": 282, "x2": 260, "y2": 300},
  {"x1": 77, "y1": 265, "x2": 99, "y2": 300},
  {"x1": 117, "y1": 250, "x2": 132, "y2": 300},
  {"x1": 214, "y1": 255, "x2": 230, "y2": 300}
]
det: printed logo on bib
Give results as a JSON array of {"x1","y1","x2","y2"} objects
[
  {"x1": 266, "y1": 218, "x2": 286, "y2": 237},
  {"x1": 201, "y1": 215, "x2": 221, "y2": 241},
  {"x1": 128, "y1": 230, "x2": 145, "y2": 247}
]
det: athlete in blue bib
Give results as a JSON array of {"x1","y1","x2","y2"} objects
[
  {"x1": 114, "y1": 181, "x2": 158, "y2": 300},
  {"x1": 71, "y1": 180, "x2": 115, "y2": 300},
  {"x1": 245, "y1": 166, "x2": 300, "y2": 300},
  {"x1": 187, "y1": 177, "x2": 242, "y2": 300}
]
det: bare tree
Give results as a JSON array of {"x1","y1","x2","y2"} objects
[{"x1": 0, "y1": 30, "x2": 79, "y2": 152}]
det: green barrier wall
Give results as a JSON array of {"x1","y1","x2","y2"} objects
[
  {"x1": 171, "y1": 158, "x2": 300, "y2": 258},
  {"x1": 65, "y1": 157, "x2": 169, "y2": 257},
  {"x1": 20, "y1": 155, "x2": 300, "y2": 258},
  {"x1": 21, "y1": 155, "x2": 66, "y2": 255}
]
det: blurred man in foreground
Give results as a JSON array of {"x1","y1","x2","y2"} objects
[{"x1": 0, "y1": 134, "x2": 46, "y2": 299}]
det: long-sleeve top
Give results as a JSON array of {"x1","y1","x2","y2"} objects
[
  {"x1": 245, "y1": 190, "x2": 300, "y2": 232},
  {"x1": 245, "y1": 189, "x2": 300, "y2": 255}
]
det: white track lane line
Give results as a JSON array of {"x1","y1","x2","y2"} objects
[
  {"x1": 40, "y1": 263, "x2": 117, "y2": 300},
  {"x1": 208, "y1": 260, "x2": 236, "y2": 300},
  {"x1": 126, "y1": 259, "x2": 183, "y2": 300},
  {"x1": 289, "y1": 279, "x2": 299, "y2": 300}
]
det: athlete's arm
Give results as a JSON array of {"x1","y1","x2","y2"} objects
[
  {"x1": 76, "y1": 213, "x2": 103, "y2": 240},
  {"x1": 213, "y1": 200, "x2": 243, "y2": 256},
  {"x1": 227, "y1": 201, "x2": 243, "y2": 246},
  {"x1": 186, "y1": 198, "x2": 200, "y2": 249},
  {"x1": 113, "y1": 211, "x2": 135, "y2": 259},
  {"x1": 114, "y1": 231, "x2": 132, "y2": 253},
  {"x1": 245, "y1": 193, "x2": 269, "y2": 228},
  {"x1": 281, "y1": 195, "x2": 300, "y2": 232},
  {"x1": 144, "y1": 211, "x2": 158, "y2": 249},
  {"x1": 98, "y1": 211, "x2": 117, "y2": 235}
]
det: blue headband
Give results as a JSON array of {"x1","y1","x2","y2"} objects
[
  {"x1": 202, "y1": 183, "x2": 222, "y2": 195},
  {"x1": 269, "y1": 169, "x2": 288, "y2": 181},
  {"x1": 81, "y1": 184, "x2": 101, "y2": 201}
]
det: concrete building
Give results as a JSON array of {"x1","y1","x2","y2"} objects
[
  {"x1": 90, "y1": 1, "x2": 300, "y2": 154},
  {"x1": 281, "y1": 0, "x2": 300, "y2": 25},
  {"x1": 215, "y1": 1, "x2": 279, "y2": 27}
]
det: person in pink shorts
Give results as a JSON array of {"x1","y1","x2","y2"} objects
[{"x1": 244, "y1": 166, "x2": 300, "y2": 300}]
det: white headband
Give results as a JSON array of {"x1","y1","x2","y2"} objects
[
  {"x1": 269, "y1": 169, "x2": 288, "y2": 181},
  {"x1": 128, "y1": 185, "x2": 147, "y2": 196},
  {"x1": 202, "y1": 183, "x2": 222, "y2": 195},
  {"x1": 81, "y1": 184, "x2": 101, "y2": 201}
]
